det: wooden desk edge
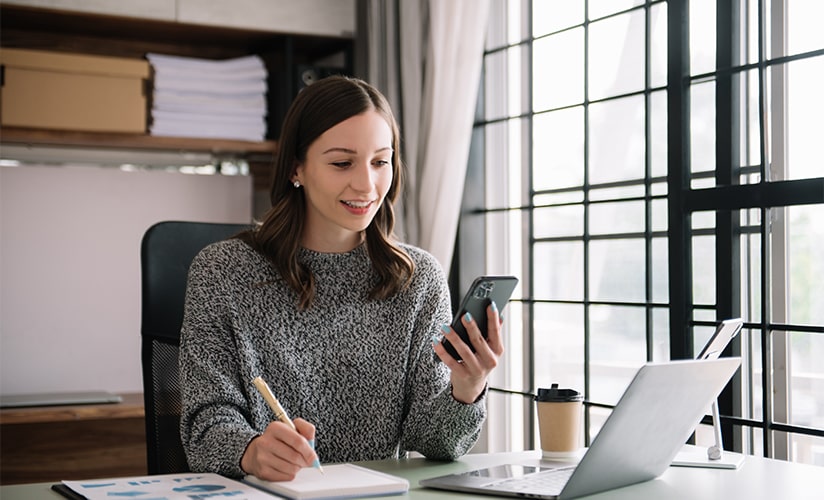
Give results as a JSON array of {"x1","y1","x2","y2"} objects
[{"x1": 0, "y1": 392, "x2": 144, "y2": 424}]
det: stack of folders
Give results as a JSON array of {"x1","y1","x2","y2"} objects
[{"x1": 146, "y1": 53, "x2": 268, "y2": 142}]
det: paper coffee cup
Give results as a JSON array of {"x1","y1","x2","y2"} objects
[{"x1": 535, "y1": 384, "x2": 583, "y2": 458}]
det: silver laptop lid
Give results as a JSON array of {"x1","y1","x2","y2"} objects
[{"x1": 559, "y1": 357, "x2": 740, "y2": 498}]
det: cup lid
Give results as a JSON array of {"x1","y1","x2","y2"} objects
[{"x1": 534, "y1": 383, "x2": 583, "y2": 402}]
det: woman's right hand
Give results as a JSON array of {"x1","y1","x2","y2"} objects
[{"x1": 240, "y1": 418, "x2": 318, "y2": 481}]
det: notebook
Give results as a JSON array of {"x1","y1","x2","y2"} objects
[
  {"x1": 420, "y1": 357, "x2": 741, "y2": 499},
  {"x1": 243, "y1": 463, "x2": 409, "y2": 500}
]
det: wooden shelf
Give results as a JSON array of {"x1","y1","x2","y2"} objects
[
  {"x1": 0, "y1": 3, "x2": 353, "y2": 160},
  {"x1": 0, "y1": 393, "x2": 144, "y2": 425},
  {"x1": 1, "y1": 393, "x2": 147, "y2": 484},
  {"x1": 1, "y1": 127, "x2": 278, "y2": 159}
]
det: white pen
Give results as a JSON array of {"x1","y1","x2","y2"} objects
[{"x1": 252, "y1": 376, "x2": 324, "y2": 474}]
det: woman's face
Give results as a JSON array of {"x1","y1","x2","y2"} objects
[{"x1": 294, "y1": 110, "x2": 394, "y2": 253}]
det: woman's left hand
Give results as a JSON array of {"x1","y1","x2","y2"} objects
[{"x1": 433, "y1": 302, "x2": 504, "y2": 404}]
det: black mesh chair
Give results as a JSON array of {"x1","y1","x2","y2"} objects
[{"x1": 140, "y1": 220, "x2": 249, "y2": 474}]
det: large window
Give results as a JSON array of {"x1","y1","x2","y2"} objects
[{"x1": 460, "y1": 0, "x2": 824, "y2": 465}]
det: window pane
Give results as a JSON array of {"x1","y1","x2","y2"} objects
[
  {"x1": 532, "y1": 0, "x2": 583, "y2": 36},
  {"x1": 485, "y1": 119, "x2": 525, "y2": 210},
  {"x1": 650, "y1": 2, "x2": 668, "y2": 88},
  {"x1": 650, "y1": 90, "x2": 668, "y2": 178},
  {"x1": 589, "y1": 238, "x2": 646, "y2": 303},
  {"x1": 533, "y1": 205, "x2": 583, "y2": 239},
  {"x1": 533, "y1": 241, "x2": 584, "y2": 301},
  {"x1": 588, "y1": 0, "x2": 645, "y2": 20},
  {"x1": 652, "y1": 306, "x2": 670, "y2": 361},
  {"x1": 533, "y1": 107, "x2": 584, "y2": 190},
  {"x1": 690, "y1": 80, "x2": 716, "y2": 180},
  {"x1": 589, "y1": 95, "x2": 645, "y2": 184},
  {"x1": 485, "y1": 45, "x2": 528, "y2": 121},
  {"x1": 651, "y1": 198, "x2": 667, "y2": 232},
  {"x1": 533, "y1": 28, "x2": 584, "y2": 111},
  {"x1": 689, "y1": 0, "x2": 716, "y2": 76},
  {"x1": 787, "y1": 1, "x2": 824, "y2": 56},
  {"x1": 791, "y1": 434, "x2": 824, "y2": 467},
  {"x1": 652, "y1": 236, "x2": 669, "y2": 304},
  {"x1": 741, "y1": 68, "x2": 761, "y2": 166},
  {"x1": 589, "y1": 184, "x2": 644, "y2": 202},
  {"x1": 588, "y1": 10, "x2": 646, "y2": 100},
  {"x1": 744, "y1": 327, "x2": 763, "y2": 423},
  {"x1": 741, "y1": 229, "x2": 762, "y2": 324},
  {"x1": 589, "y1": 305, "x2": 646, "y2": 405},
  {"x1": 589, "y1": 200, "x2": 645, "y2": 235},
  {"x1": 692, "y1": 210, "x2": 714, "y2": 230},
  {"x1": 788, "y1": 205, "x2": 824, "y2": 326},
  {"x1": 786, "y1": 57, "x2": 824, "y2": 181},
  {"x1": 787, "y1": 331, "x2": 824, "y2": 434},
  {"x1": 533, "y1": 303, "x2": 585, "y2": 393},
  {"x1": 692, "y1": 234, "x2": 716, "y2": 306}
]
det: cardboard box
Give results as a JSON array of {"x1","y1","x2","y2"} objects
[{"x1": 1, "y1": 48, "x2": 150, "y2": 133}]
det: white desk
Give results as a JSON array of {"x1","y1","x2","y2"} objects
[{"x1": 1, "y1": 448, "x2": 821, "y2": 499}]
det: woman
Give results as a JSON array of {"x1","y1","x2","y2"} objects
[{"x1": 179, "y1": 75, "x2": 503, "y2": 481}]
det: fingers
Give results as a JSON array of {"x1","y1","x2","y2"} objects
[
  {"x1": 483, "y1": 301, "x2": 504, "y2": 356},
  {"x1": 241, "y1": 421, "x2": 318, "y2": 481},
  {"x1": 433, "y1": 303, "x2": 504, "y2": 370}
]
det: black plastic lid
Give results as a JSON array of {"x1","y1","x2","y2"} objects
[{"x1": 534, "y1": 383, "x2": 583, "y2": 402}]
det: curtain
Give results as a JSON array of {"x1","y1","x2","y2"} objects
[{"x1": 363, "y1": 0, "x2": 491, "y2": 273}]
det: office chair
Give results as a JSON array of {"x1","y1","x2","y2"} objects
[{"x1": 140, "y1": 220, "x2": 250, "y2": 474}]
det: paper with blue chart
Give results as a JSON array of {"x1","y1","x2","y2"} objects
[{"x1": 62, "y1": 472, "x2": 273, "y2": 499}]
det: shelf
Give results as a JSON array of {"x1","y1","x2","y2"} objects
[
  {"x1": 0, "y1": 4, "x2": 353, "y2": 161},
  {"x1": 0, "y1": 393, "x2": 144, "y2": 425},
  {"x1": 0, "y1": 127, "x2": 278, "y2": 159}
]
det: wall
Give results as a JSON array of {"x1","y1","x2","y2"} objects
[{"x1": 0, "y1": 165, "x2": 252, "y2": 395}]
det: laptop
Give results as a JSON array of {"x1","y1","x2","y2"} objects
[{"x1": 420, "y1": 357, "x2": 740, "y2": 499}]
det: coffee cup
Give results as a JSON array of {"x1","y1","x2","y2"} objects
[{"x1": 535, "y1": 383, "x2": 583, "y2": 458}]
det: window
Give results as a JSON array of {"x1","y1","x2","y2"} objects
[{"x1": 461, "y1": 0, "x2": 824, "y2": 465}]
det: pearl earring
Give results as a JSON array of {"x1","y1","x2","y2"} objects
[{"x1": 293, "y1": 180, "x2": 300, "y2": 188}]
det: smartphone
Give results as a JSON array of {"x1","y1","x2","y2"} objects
[
  {"x1": 697, "y1": 318, "x2": 744, "y2": 360},
  {"x1": 441, "y1": 275, "x2": 519, "y2": 361}
]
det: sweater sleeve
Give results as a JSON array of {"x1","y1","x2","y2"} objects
[
  {"x1": 178, "y1": 245, "x2": 259, "y2": 478},
  {"x1": 398, "y1": 253, "x2": 487, "y2": 459}
]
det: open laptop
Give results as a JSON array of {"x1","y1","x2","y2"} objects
[{"x1": 420, "y1": 357, "x2": 740, "y2": 499}]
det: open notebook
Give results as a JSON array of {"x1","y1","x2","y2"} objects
[{"x1": 244, "y1": 463, "x2": 409, "y2": 500}]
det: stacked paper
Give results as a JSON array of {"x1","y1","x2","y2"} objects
[{"x1": 147, "y1": 53, "x2": 268, "y2": 141}]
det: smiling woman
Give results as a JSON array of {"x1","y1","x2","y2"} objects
[{"x1": 177, "y1": 76, "x2": 509, "y2": 482}]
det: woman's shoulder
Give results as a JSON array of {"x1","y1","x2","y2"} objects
[
  {"x1": 190, "y1": 237, "x2": 264, "y2": 274},
  {"x1": 398, "y1": 242, "x2": 446, "y2": 285}
]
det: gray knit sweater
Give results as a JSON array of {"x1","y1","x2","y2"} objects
[{"x1": 179, "y1": 238, "x2": 486, "y2": 477}]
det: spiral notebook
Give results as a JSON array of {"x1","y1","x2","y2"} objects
[{"x1": 243, "y1": 463, "x2": 409, "y2": 500}]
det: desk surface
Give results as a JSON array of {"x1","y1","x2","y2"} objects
[{"x1": 2, "y1": 448, "x2": 821, "y2": 499}]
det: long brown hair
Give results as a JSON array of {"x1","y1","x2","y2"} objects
[{"x1": 238, "y1": 76, "x2": 414, "y2": 309}]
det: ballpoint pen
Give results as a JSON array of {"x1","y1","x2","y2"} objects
[{"x1": 252, "y1": 376, "x2": 324, "y2": 474}]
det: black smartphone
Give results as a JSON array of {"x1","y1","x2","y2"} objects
[{"x1": 442, "y1": 275, "x2": 519, "y2": 361}]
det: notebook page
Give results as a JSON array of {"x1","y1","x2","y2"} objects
[{"x1": 243, "y1": 464, "x2": 409, "y2": 499}]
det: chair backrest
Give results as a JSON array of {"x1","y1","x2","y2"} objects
[{"x1": 140, "y1": 220, "x2": 249, "y2": 475}]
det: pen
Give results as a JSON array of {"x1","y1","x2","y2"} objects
[{"x1": 252, "y1": 376, "x2": 324, "y2": 474}]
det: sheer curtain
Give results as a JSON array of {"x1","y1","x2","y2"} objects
[{"x1": 362, "y1": 0, "x2": 491, "y2": 273}]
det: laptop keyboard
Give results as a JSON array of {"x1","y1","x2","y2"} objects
[{"x1": 487, "y1": 466, "x2": 576, "y2": 495}]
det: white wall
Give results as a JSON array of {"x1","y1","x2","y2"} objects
[{"x1": 0, "y1": 165, "x2": 252, "y2": 395}]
